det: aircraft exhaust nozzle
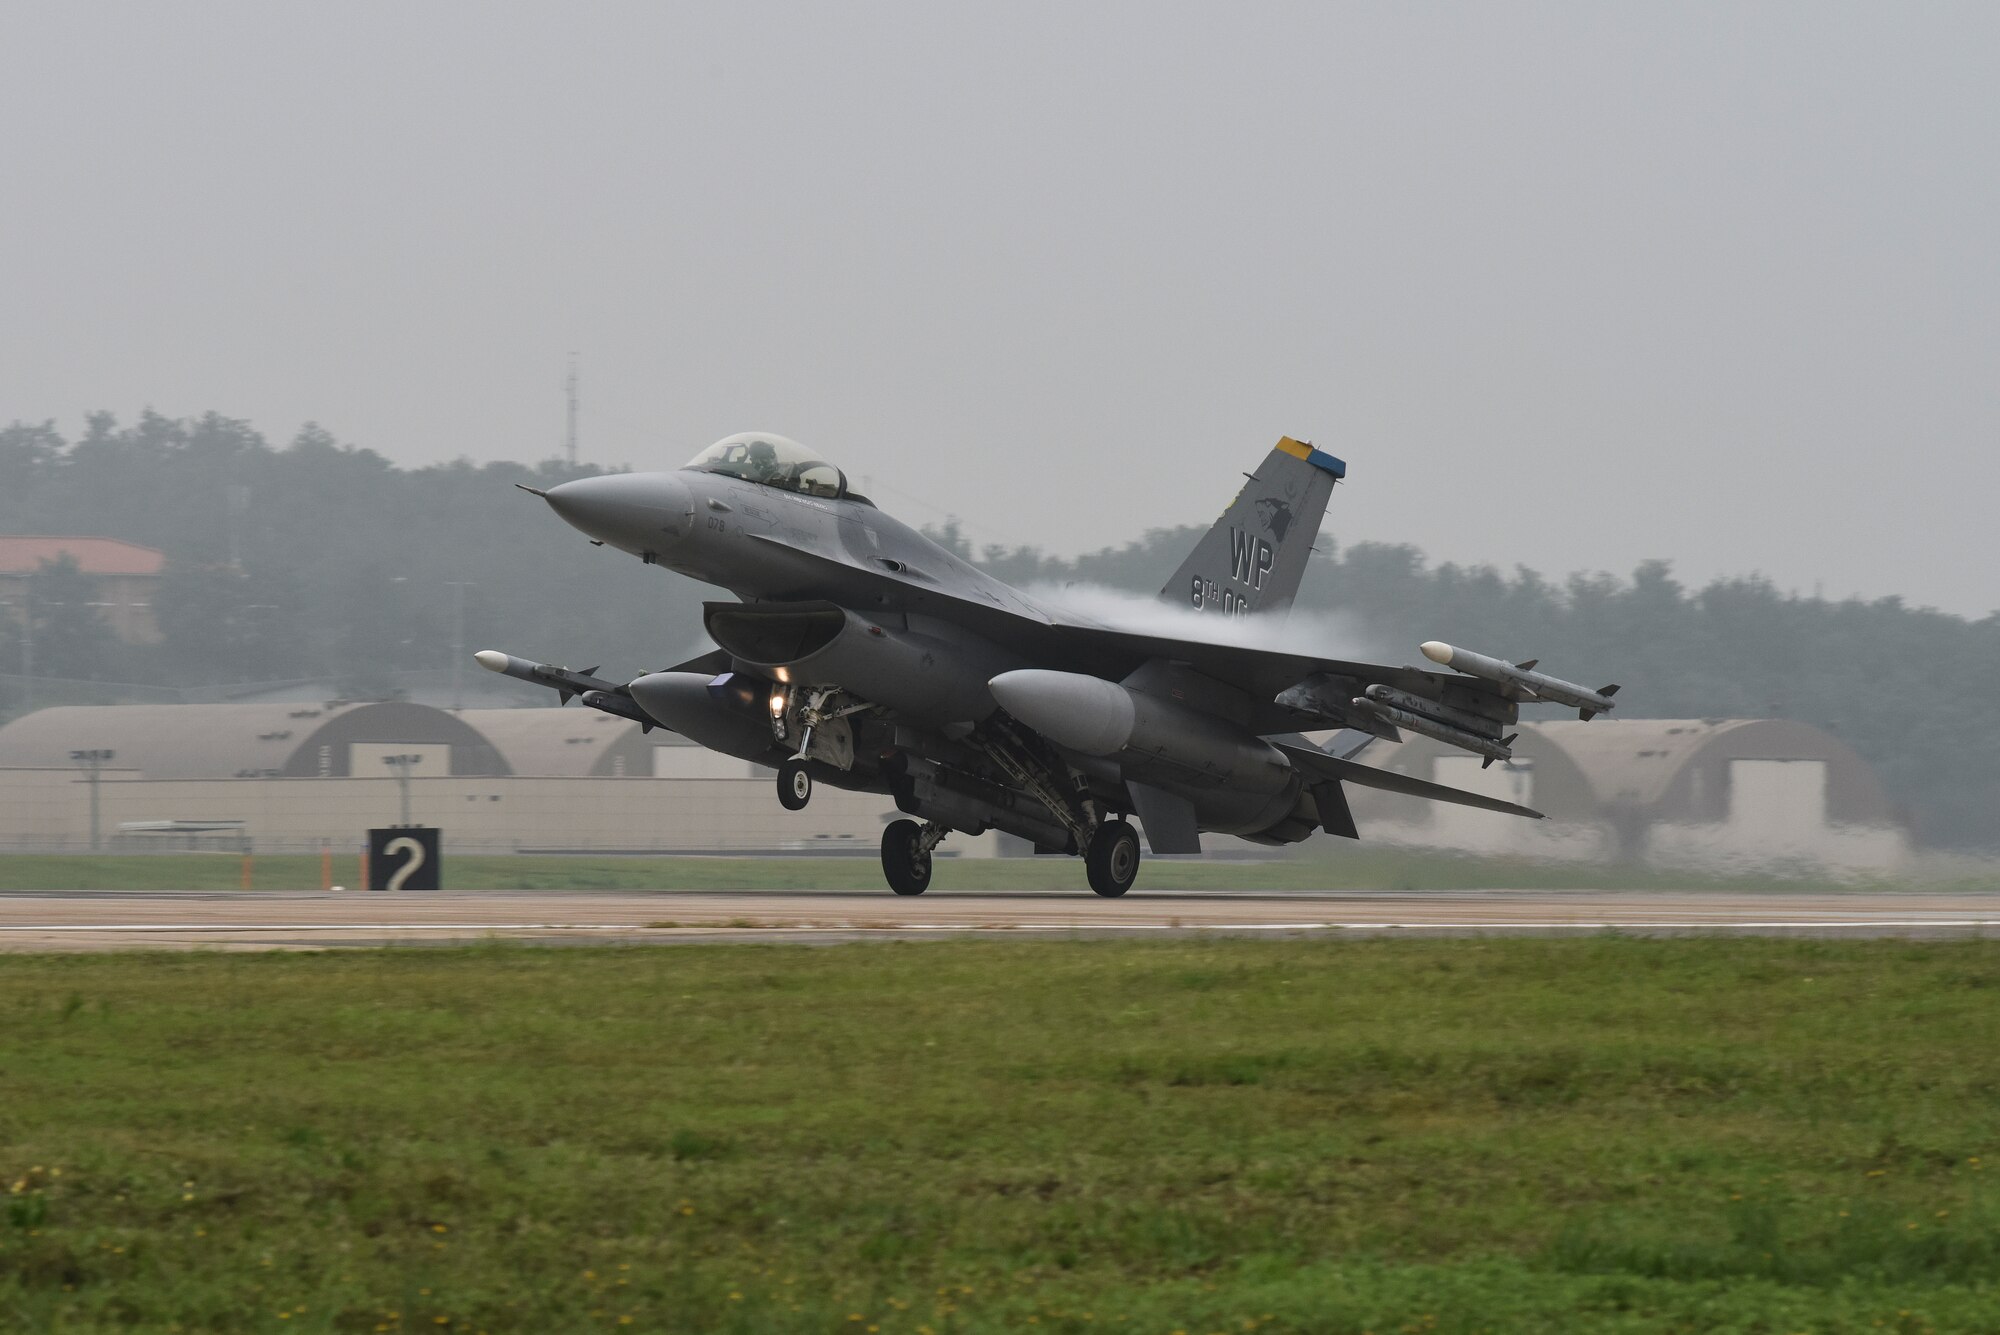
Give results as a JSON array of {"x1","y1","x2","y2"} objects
[{"x1": 1420, "y1": 641, "x2": 1619, "y2": 716}]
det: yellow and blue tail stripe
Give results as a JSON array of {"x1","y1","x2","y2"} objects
[{"x1": 1274, "y1": 436, "x2": 1347, "y2": 479}]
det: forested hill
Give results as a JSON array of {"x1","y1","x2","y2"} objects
[
  {"x1": 0, "y1": 412, "x2": 711, "y2": 700},
  {"x1": 3, "y1": 412, "x2": 1996, "y2": 848}
]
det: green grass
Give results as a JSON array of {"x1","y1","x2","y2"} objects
[
  {"x1": 4, "y1": 938, "x2": 2000, "y2": 1331},
  {"x1": 0, "y1": 849, "x2": 1967, "y2": 894}
]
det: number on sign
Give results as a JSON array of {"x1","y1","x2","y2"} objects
[{"x1": 383, "y1": 836, "x2": 427, "y2": 893}]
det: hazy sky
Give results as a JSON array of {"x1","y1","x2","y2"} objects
[{"x1": 5, "y1": 3, "x2": 1996, "y2": 613}]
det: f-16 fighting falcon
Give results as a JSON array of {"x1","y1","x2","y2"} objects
[{"x1": 480, "y1": 433, "x2": 1619, "y2": 896}]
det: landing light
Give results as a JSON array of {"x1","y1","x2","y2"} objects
[{"x1": 769, "y1": 690, "x2": 787, "y2": 718}]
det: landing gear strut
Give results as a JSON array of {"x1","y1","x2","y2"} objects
[
  {"x1": 777, "y1": 759, "x2": 813, "y2": 811},
  {"x1": 881, "y1": 818, "x2": 944, "y2": 896},
  {"x1": 1085, "y1": 819, "x2": 1141, "y2": 897}
]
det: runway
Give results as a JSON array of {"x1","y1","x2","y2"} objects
[{"x1": 1, "y1": 887, "x2": 1998, "y2": 951}]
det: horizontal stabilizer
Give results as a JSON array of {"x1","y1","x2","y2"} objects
[{"x1": 1275, "y1": 742, "x2": 1544, "y2": 820}]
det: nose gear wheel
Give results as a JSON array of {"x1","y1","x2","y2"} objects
[{"x1": 777, "y1": 759, "x2": 813, "y2": 810}]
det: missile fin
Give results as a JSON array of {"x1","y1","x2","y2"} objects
[{"x1": 1515, "y1": 658, "x2": 1539, "y2": 670}]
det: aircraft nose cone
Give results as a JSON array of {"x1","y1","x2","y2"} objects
[{"x1": 543, "y1": 473, "x2": 692, "y2": 553}]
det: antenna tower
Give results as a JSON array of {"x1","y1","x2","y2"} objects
[{"x1": 564, "y1": 354, "x2": 579, "y2": 467}]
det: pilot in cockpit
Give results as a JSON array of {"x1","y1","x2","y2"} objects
[{"x1": 745, "y1": 439, "x2": 781, "y2": 483}]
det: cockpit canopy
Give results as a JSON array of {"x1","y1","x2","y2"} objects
[{"x1": 683, "y1": 433, "x2": 846, "y2": 499}]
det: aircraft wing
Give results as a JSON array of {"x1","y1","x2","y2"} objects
[
  {"x1": 1028, "y1": 622, "x2": 1442, "y2": 733},
  {"x1": 732, "y1": 531, "x2": 1494, "y2": 736}
]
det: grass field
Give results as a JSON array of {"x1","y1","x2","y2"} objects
[
  {"x1": 0, "y1": 849, "x2": 1975, "y2": 894},
  {"x1": 4, "y1": 938, "x2": 2000, "y2": 1332}
]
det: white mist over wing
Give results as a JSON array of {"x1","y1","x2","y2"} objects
[{"x1": 1022, "y1": 581, "x2": 1412, "y2": 668}]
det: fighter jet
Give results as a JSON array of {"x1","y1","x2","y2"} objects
[{"x1": 480, "y1": 433, "x2": 1619, "y2": 896}]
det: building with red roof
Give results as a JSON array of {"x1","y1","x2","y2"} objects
[{"x1": 0, "y1": 537, "x2": 166, "y2": 644}]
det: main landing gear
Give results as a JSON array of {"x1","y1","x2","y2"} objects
[
  {"x1": 777, "y1": 759, "x2": 813, "y2": 811},
  {"x1": 881, "y1": 819, "x2": 945, "y2": 895},
  {"x1": 873, "y1": 817, "x2": 1141, "y2": 898},
  {"x1": 1085, "y1": 819, "x2": 1141, "y2": 898}
]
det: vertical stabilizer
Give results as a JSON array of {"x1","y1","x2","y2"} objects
[{"x1": 1161, "y1": 437, "x2": 1343, "y2": 617}]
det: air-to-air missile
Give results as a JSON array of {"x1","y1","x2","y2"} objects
[
  {"x1": 477, "y1": 649, "x2": 794, "y2": 760},
  {"x1": 1420, "y1": 641, "x2": 1621, "y2": 719},
  {"x1": 472, "y1": 650, "x2": 626, "y2": 703},
  {"x1": 1347, "y1": 694, "x2": 1515, "y2": 764}
]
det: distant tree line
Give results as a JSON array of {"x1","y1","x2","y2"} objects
[
  {"x1": 0, "y1": 411, "x2": 711, "y2": 702},
  {"x1": 2, "y1": 412, "x2": 1995, "y2": 847}
]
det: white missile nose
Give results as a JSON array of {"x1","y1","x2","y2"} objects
[
  {"x1": 1420, "y1": 641, "x2": 1454, "y2": 666},
  {"x1": 474, "y1": 650, "x2": 510, "y2": 673}
]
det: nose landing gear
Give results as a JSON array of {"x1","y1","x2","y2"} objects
[{"x1": 777, "y1": 759, "x2": 813, "y2": 810}]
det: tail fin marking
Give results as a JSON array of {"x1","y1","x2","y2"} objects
[{"x1": 1161, "y1": 436, "x2": 1343, "y2": 618}]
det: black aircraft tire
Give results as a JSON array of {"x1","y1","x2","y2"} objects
[
  {"x1": 1085, "y1": 819, "x2": 1141, "y2": 897},
  {"x1": 777, "y1": 760, "x2": 813, "y2": 811},
  {"x1": 881, "y1": 819, "x2": 933, "y2": 896}
]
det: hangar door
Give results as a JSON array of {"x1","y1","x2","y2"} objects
[{"x1": 1728, "y1": 759, "x2": 1827, "y2": 833}]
